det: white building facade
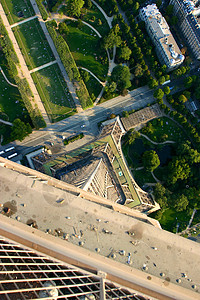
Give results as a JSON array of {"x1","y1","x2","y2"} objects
[
  {"x1": 140, "y1": 4, "x2": 184, "y2": 70},
  {"x1": 170, "y1": 0, "x2": 200, "y2": 60}
]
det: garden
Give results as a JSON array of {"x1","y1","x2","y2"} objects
[
  {"x1": 31, "y1": 63, "x2": 75, "y2": 122},
  {"x1": 0, "y1": 52, "x2": 30, "y2": 144},
  {"x1": 13, "y1": 18, "x2": 55, "y2": 70},
  {"x1": 63, "y1": 20, "x2": 108, "y2": 82},
  {"x1": 122, "y1": 116, "x2": 200, "y2": 233},
  {"x1": 1, "y1": 0, "x2": 35, "y2": 25}
]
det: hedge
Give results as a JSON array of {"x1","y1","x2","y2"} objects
[
  {"x1": 35, "y1": 0, "x2": 49, "y2": 21},
  {"x1": 63, "y1": 133, "x2": 84, "y2": 145},
  {"x1": 0, "y1": 17, "x2": 46, "y2": 129},
  {"x1": 46, "y1": 22, "x2": 92, "y2": 109}
]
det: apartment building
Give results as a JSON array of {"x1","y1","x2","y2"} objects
[
  {"x1": 170, "y1": 0, "x2": 200, "y2": 59},
  {"x1": 140, "y1": 4, "x2": 184, "y2": 70}
]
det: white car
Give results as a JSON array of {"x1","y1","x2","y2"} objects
[{"x1": 80, "y1": 124, "x2": 86, "y2": 128}]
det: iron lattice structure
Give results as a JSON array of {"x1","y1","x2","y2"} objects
[{"x1": 0, "y1": 235, "x2": 150, "y2": 300}]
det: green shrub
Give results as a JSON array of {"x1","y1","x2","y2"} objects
[
  {"x1": 63, "y1": 133, "x2": 84, "y2": 145},
  {"x1": 35, "y1": 0, "x2": 49, "y2": 20},
  {"x1": 0, "y1": 17, "x2": 46, "y2": 129},
  {"x1": 46, "y1": 22, "x2": 92, "y2": 109}
]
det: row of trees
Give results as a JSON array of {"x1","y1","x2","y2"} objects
[
  {"x1": 46, "y1": 20, "x2": 92, "y2": 109},
  {"x1": 0, "y1": 17, "x2": 46, "y2": 130}
]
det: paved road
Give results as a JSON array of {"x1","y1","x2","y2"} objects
[
  {"x1": 0, "y1": 3, "x2": 51, "y2": 126},
  {"x1": 12, "y1": 86, "x2": 154, "y2": 156}
]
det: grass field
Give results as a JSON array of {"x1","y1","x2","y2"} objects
[
  {"x1": 31, "y1": 63, "x2": 75, "y2": 122},
  {"x1": 64, "y1": 20, "x2": 108, "y2": 82},
  {"x1": 81, "y1": 5, "x2": 110, "y2": 36},
  {"x1": 152, "y1": 208, "x2": 191, "y2": 232},
  {"x1": 84, "y1": 75, "x2": 102, "y2": 100},
  {"x1": 1, "y1": 0, "x2": 35, "y2": 25},
  {"x1": 13, "y1": 18, "x2": 55, "y2": 70},
  {"x1": 0, "y1": 53, "x2": 28, "y2": 123},
  {"x1": 0, "y1": 52, "x2": 29, "y2": 144},
  {"x1": 142, "y1": 117, "x2": 187, "y2": 143},
  {"x1": 133, "y1": 169, "x2": 156, "y2": 187}
]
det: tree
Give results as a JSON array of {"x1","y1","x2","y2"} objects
[
  {"x1": 142, "y1": 150, "x2": 160, "y2": 172},
  {"x1": 85, "y1": 0, "x2": 92, "y2": 9},
  {"x1": 58, "y1": 22, "x2": 69, "y2": 35},
  {"x1": 149, "y1": 78, "x2": 158, "y2": 89},
  {"x1": 105, "y1": 81, "x2": 117, "y2": 93},
  {"x1": 111, "y1": 65, "x2": 131, "y2": 91},
  {"x1": 133, "y1": 2, "x2": 139, "y2": 14},
  {"x1": 159, "y1": 76, "x2": 166, "y2": 85},
  {"x1": 167, "y1": 158, "x2": 190, "y2": 184},
  {"x1": 134, "y1": 63, "x2": 143, "y2": 78},
  {"x1": 163, "y1": 86, "x2": 170, "y2": 95},
  {"x1": 80, "y1": 69, "x2": 90, "y2": 82},
  {"x1": 178, "y1": 94, "x2": 188, "y2": 103},
  {"x1": 166, "y1": 4, "x2": 174, "y2": 15},
  {"x1": 175, "y1": 194, "x2": 189, "y2": 212},
  {"x1": 127, "y1": 130, "x2": 140, "y2": 145},
  {"x1": 154, "y1": 183, "x2": 168, "y2": 208},
  {"x1": 153, "y1": 88, "x2": 164, "y2": 100},
  {"x1": 66, "y1": 0, "x2": 84, "y2": 17},
  {"x1": 194, "y1": 86, "x2": 200, "y2": 100},
  {"x1": 103, "y1": 25, "x2": 122, "y2": 50},
  {"x1": 11, "y1": 119, "x2": 32, "y2": 142},
  {"x1": 118, "y1": 44, "x2": 132, "y2": 61}
]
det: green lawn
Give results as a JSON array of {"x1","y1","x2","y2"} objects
[
  {"x1": 153, "y1": 208, "x2": 191, "y2": 232},
  {"x1": 64, "y1": 20, "x2": 108, "y2": 81},
  {"x1": 81, "y1": 5, "x2": 110, "y2": 36},
  {"x1": 84, "y1": 74, "x2": 102, "y2": 100},
  {"x1": 1, "y1": 0, "x2": 35, "y2": 25},
  {"x1": 133, "y1": 169, "x2": 156, "y2": 187},
  {"x1": 13, "y1": 18, "x2": 55, "y2": 70},
  {"x1": 142, "y1": 117, "x2": 187, "y2": 143},
  {"x1": 0, "y1": 52, "x2": 29, "y2": 144},
  {"x1": 31, "y1": 63, "x2": 75, "y2": 122}
]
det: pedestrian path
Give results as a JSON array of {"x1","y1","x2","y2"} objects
[
  {"x1": 0, "y1": 67, "x2": 17, "y2": 87},
  {"x1": 0, "y1": 3, "x2": 51, "y2": 126},
  {"x1": 0, "y1": 119, "x2": 13, "y2": 126},
  {"x1": 30, "y1": 0, "x2": 83, "y2": 113},
  {"x1": 10, "y1": 15, "x2": 38, "y2": 28},
  {"x1": 91, "y1": 0, "x2": 113, "y2": 28},
  {"x1": 30, "y1": 60, "x2": 57, "y2": 74},
  {"x1": 140, "y1": 133, "x2": 175, "y2": 145},
  {"x1": 78, "y1": 67, "x2": 105, "y2": 86}
]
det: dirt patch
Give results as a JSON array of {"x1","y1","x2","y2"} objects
[
  {"x1": 167, "y1": 245, "x2": 171, "y2": 250},
  {"x1": 129, "y1": 223, "x2": 144, "y2": 240},
  {"x1": 2, "y1": 201, "x2": 17, "y2": 217}
]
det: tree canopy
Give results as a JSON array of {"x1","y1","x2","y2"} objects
[
  {"x1": 167, "y1": 158, "x2": 190, "y2": 185},
  {"x1": 66, "y1": 0, "x2": 84, "y2": 17},
  {"x1": 11, "y1": 119, "x2": 32, "y2": 142},
  {"x1": 142, "y1": 150, "x2": 160, "y2": 172},
  {"x1": 102, "y1": 25, "x2": 122, "y2": 50},
  {"x1": 118, "y1": 44, "x2": 132, "y2": 61},
  {"x1": 111, "y1": 65, "x2": 131, "y2": 91},
  {"x1": 154, "y1": 88, "x2": 164, "y2": 100}
]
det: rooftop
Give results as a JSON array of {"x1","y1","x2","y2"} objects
[
  {"x1": 140, "y1": 4, "x2": 184, "y2": 67},
  {"x1": 0, "y1": 158, "x2": 200, "y2": 299}
]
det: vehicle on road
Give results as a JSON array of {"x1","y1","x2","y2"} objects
[{"x1": 80, "y1": 124, "x2": 86, "y2": 128}]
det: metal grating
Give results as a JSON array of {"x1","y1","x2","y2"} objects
[{"x1": 0, "y1": 236, "x2": 151, "y2": 299}]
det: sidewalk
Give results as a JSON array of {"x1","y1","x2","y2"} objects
[
  {"x1": 30, "y1": 0, "x2": 83, "y2": 113},
  {"x1": 0, "y1": 3, "x2": 51, "y2": 126}
]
